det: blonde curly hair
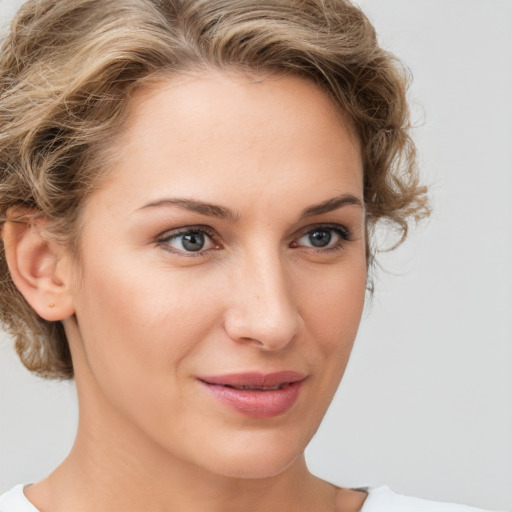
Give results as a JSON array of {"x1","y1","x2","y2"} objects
[{"x1": 0, "y1": 0, "x2": 428, "y2": 379}]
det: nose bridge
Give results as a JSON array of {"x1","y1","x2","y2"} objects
[{"x1": 225, "y1": 244, "x2": 299, "y2": 350}]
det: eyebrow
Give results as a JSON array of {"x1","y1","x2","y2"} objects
[
  {"x1": 137, "y1": 198, "x2": 239, "y2": 221},
  {"x1": 300, "y1": 194, "x2": 363, "y2": 218},
  {"x1": 137, "y1": 194, "x2": 363, "y2": 221}
]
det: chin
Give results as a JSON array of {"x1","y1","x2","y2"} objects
[
  {"x1": 212, "y1": 451, "x2": 301, "y2": 480},
  {"x1": 189, "y1": 427, "x2": 312, "y2": 480}
]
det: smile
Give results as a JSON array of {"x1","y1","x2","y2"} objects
[
  {"x1": 222, "y1": 383, "x2": 289, "y2": 391},
  {"x1": 198, "y1": 371, "x2": 307, "y2": 418}
]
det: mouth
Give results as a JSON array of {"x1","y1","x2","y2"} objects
[
  {"x1": 197, "y1": 371, "x2": 307, "y2": 418},
  {"x1": 212, "y1": 382, "x2": 291, "y2": 391}
]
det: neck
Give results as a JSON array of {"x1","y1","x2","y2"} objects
[
  {"x1": 28, "y1": 434, "x2": 335, "y2": 512},
  {"x1": 25, "y1": 380, "x2": 337, "y2": 512}
]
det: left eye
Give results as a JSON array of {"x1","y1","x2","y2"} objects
[
  {"x1": 161, "y1": 229, "x2": 216, "y2": 253},
  {"x1": 295, "y1": 227, "x2": 349, "y2": 249}
]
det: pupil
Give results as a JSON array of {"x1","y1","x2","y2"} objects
[
  {"x1": 182, "y1": 232, "x2": 205, "y2": 251},
  {"x1": 309, "y1": 230, "x2": 331, "y2": 247}
]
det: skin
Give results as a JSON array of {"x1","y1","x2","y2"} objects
[{"x1": 6, "y1": 71, "x2": 368, "y2": 511}]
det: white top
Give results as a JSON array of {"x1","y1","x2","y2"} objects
[
  {"x1": 0, "y1": 484, "x2": 501, "y2": 511},
  {"x1": 0, "y1": 486, "x2": 37, "y2": 512},
  {"x1": 358, "y1": 486, "x2": 499, "y2": 511},
  {"x1": 0, "y1": 485, "x2": 500, "y2": 512}
]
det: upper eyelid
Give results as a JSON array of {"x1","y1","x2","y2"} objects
[
  {"x1": 155, "y1": 226, "x2": 220, "y2": 255},
  {"x1": 155, "y1": 223, "x2": 352, "y2": 248},
  {"x1": 156, "y1": 225, "x2": 217, "y2": 240},
  {"x1": 286, "y1": 224, "x2": 353, "y2": 253},
  {"x1": 292, "y1": 223, "x2": 351, "y2": 240},
  {"x1": 155, "y1": 227, "x2": 220, "y2": 257}
]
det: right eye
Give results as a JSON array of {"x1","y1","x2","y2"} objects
[{"x1": 158, "y1": 228, "x2": 218, "y2": 255}]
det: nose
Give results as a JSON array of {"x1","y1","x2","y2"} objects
[{"x1": 223, "y1": 250, "x2": 301, "y2": 351}]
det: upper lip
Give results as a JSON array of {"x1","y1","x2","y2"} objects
[{"x1": 198, "y1": 371, "x2": 307, "y2": 388}]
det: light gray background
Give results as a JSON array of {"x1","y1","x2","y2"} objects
[{"x1": 1, "y1": 0, "x2": 511, "y2": 510}]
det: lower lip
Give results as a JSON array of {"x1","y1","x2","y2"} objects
[{"x1": 200, "y1": 380, "x2": 304, "y2": 418}]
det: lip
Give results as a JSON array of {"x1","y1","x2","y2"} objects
[{"x1": 198, "y1": 371, "x2": 307, "y2": 418}]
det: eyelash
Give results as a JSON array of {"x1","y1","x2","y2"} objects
[
  {"x1": 156, "y1": 224, "x2": 353, "y2": 256},
  {"x1": 291, "y1": 224, "x2": 352, "y2": 253},
  {"x1": 156, "y1": 225, "x2": 219, "y2": 257}
]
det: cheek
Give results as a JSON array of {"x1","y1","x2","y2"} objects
[
  {"x1": 70, "y1": 257, "x2": 233, "y2": 445},
  {"x1": 296, "y1": 256, "x2": 367, "y2": 405},
  {"x1": 300, "y1": 260, "x2": 367, "y2": 348},
  {"x1": 72, "y1": 251, "x2": 225, "y2": 394}
]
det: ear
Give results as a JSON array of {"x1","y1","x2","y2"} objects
[{"x1": 2, "y1": 211, "x2": 75, "y2": 321}]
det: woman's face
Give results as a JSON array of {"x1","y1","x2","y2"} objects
[{"x1": 65, "y1": 71, "x2": 367, "y2": 478}]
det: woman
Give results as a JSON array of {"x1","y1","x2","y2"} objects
[{"x1": 0, "y1": 1, "x2": 503, "y2": 511}]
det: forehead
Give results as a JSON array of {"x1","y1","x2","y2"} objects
[
  {"x1": 93, "y1": 70, "x2": 363, "y2": 215},
  {"x1": 126, "y1": 69, "x2": 358, "y2": 142}
]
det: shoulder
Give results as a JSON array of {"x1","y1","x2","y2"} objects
[
  {"x1": 0, "y1": 485, "x2": 39, "y2": 512},
  {"x1": 361, "y1": 486, "x2": 504, "y2": 512}
]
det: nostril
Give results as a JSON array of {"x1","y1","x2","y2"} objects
[
  {"x1": 223, "y1": 262, "x2": 300, "y2": 349},
  {"x1": 224, "y1": 308, "x2": 299, "y2": 351}
]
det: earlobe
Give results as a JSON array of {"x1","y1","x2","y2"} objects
[{"x1": 2, "y1": 212, "x2": 75, "y2": 321}]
